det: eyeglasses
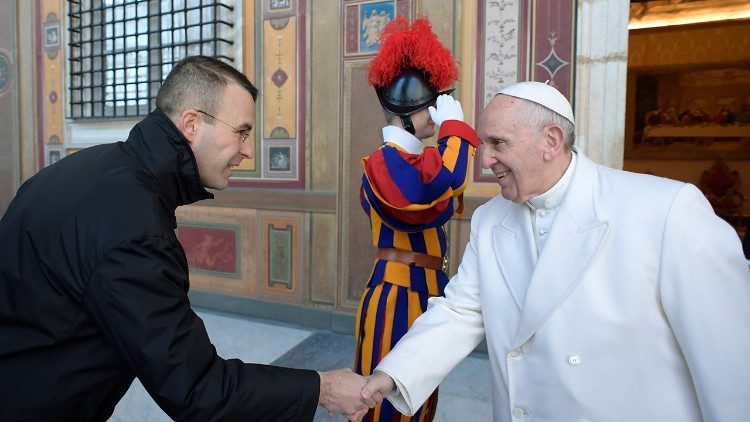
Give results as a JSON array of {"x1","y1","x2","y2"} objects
[{"x1": 196, "y1": 110, "x2": 250, "y2": 143}]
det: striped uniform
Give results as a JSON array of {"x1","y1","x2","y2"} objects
[{"x1": 355, "y1": 120, "x2": 479, "y2": 421}]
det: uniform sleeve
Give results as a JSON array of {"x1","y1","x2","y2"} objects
[
  {"x1": 659, "y1": 184, "x2": 750, "y2": 421},
  {"x1": 376, "y1": 211, "x2": 486, "y2": 414},
  {"x1": 361, "y1": 120, "x2": 479, "y2": 231},
  {"x1": 83, "y1": 236, "x2": 319, "y2": 421}
]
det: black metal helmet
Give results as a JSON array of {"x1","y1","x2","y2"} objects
[
  {"x1": 368, "y1": 17, "x2": 458, "y2": 134},
  {"x1": 375, "y1": 68, "x2": 454, "y2": 116}
]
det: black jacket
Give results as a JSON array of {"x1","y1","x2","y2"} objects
[{"x1": 0, "y1": 109, "x2": 319, "y2": 421}]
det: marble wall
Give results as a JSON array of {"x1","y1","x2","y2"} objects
[{"x1": 574, "y1": 0, "x2": 629, "y2": 169}]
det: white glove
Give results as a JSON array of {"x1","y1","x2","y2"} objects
[{"x1": 428, "y1": 94, "x2": 464, "y2": 126}]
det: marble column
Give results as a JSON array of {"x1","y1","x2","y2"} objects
[{"x1": 574, "y1": 0, "x2": 629, "y2": 169}]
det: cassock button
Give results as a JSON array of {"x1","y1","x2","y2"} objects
[
  {"x1": 509, "y1": 349, "x2": 521, "y2": 358},
  {"x1": 512, "y1": 407, "x2": 525, "y2": 417},
  {"x1": 539, "y1": 210, "x2": 549, "y2": 218},
  {"x1": 538, "y1": 229, "x2": 548, "y2": 236},
  {"x1": 568, "y1": 355, "x2": 581, "y2": 366}
]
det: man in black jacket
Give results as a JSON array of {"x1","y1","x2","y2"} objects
[{"x1": 0, "y1": 56, "x2": 366, "y2": 421}]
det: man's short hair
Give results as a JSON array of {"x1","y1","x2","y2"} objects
[
  {"x1": 514, "y1": 98, "x2": 576, "y2": 151},
  {"x1": 156, "y1": 56, "x2": 258, "y2": 120}
]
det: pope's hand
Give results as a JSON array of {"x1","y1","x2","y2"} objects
[
  {"x1": 361, "y1": 370, "x2": 396, "y2": 408},
  {"x1": 428, "y1": 94, "x2": 464, "y2": 126}
]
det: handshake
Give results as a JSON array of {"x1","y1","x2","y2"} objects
[{"x1": 318, "y1": 369, "x2": 396, "y2": 421}]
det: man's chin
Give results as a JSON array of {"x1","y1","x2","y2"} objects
[
  {"x1": 203, "y1": 179, "x2": 229, "y2": 191},
  {"x1": 500, "y1": 189, "x2": 521, "y2": 203}
]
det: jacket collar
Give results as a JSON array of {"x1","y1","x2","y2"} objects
[
  {"x1": 490, "y1": 149, "x2": 610, "y2": 345},
  {"x1": 526, "y1": 151, "x2": 577, "y2": 211},
  {"x1": 512, "y1": 149, "x2": 610, "y2": 345},
  {"x1": 125, "y1": 108, "x2": 213, "y2": 216}
]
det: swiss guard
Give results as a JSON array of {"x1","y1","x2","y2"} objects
[{"x1": 354, "y1": 15, "x2": 480, "y2": 422}]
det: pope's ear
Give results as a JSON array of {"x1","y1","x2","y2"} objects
[
  {"x1": 542, "y1": 124, "x2": 566, "y2": 161},
  {"x1": 176, "y1": 109, "x2": 201, "y2": 144}
]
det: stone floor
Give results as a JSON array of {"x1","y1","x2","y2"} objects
[{"x1": 110, "y1": 307, "x2": 492, "y2": 421}]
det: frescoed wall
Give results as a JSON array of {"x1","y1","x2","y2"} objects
[
  {"x1": 0, "y1": 1, "x2": 18, "y2": 215},
  {"x1": 11, "y1": 0, "x2": 581, "y2": 331}
]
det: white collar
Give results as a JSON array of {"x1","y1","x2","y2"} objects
[
  {"x1": 382, "y1": 125, "x2": 424, "y2": 154},
  {"x1": 526, "y1": 151, "x2": 577, "y2": 211}
]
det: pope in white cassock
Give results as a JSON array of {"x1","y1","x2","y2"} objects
[{"x1": 360, "y1": 81, "x2": 750, "y2": 421}]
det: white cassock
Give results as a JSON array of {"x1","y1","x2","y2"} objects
[{"x1": 376, "y1": 148, "x2": 750, "y2": 421}]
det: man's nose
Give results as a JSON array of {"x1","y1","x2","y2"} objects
[
  {"x1": 481, "y1": 147, "x2": 495, "y2": 169},
  {"x1": 241, "y1": 139, "x2": 254, "y2": 159}
]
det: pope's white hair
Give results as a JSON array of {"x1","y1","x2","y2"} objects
[{"x1": 497, "y1": 93, "x2": 576, "y2": 151}]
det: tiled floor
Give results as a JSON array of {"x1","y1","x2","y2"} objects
[{"x1": 110, "y1": 308, "x2": 492, "y2": 421}]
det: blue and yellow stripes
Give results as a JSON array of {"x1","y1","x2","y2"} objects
[
  {"x1": 354, "y1": 281, "x2": 438, "y2": 422},
  {"x1": 360, "y1": 120, "x2": 479, "y2": 232},
  {"x1": 354, "y1": 120, "x2": 478, "y2": 422}
]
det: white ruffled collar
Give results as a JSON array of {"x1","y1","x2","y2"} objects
[{"x1": 382, "y1": 125, "x2": 424, "y2": 154}]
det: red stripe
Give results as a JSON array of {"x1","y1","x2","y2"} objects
[
  {"x1": 364, "y1": 150, "x2": 411, "y2": 208},
  {"x1": 381, "y1": 198, "x2": 449, "y2": 225},
  {"x1": 438, "y1": 120, "x2": 480, "y2": 147},
  {"x1": 399, "y1": 148, "x2": 444, "y2": 183}
]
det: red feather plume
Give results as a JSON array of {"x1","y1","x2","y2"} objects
[{"x1": 367, "y1": 16, "x2": 458, "y2": 90}]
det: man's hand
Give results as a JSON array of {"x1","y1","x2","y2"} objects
[
  {"x1": 317, "y1": 368, "x2": 368, "y2": 420},
  {"x1": 428, "y1": 94, "x2": 464, "y2": 126},
  {"x1": 361, "y1": 370, "x2": 396, "y2": 408}
]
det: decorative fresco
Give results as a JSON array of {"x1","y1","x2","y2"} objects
[
  {"x1": 268, "y1": 224, "x2": 292, "y2": 288},
  {"x1": 344, "y1": 0, "x2": 402, "y2": 56},
  {"x1": 261, "y1": 214, "x2": 303, "y2": 303},
  {"x1": 479, "y1": 0, "x2": 523, "y2": 108},
  {"x1": 269, "y1": 0, "x2": 292, "y2": 12},
  {"x1": 177, "y1": 222, "x2": 241, "y2": 278},
  {"x1": 0, "y1": 5, "x2": 14, "y2": 214},
  {"x1": 42, "y1": 13, "x2": 60, "y2": 60},
  {"x1": 263, "y1": 138, "x2": 297, "y2": 179},
  {"x1": 262, "y1": 17, "x2": 297, "y2": 141},
  {"x1": 628, "y1": 66, "x2": 750, "y2": 160},
  {"x1": 38, "y1": 2, "x2": 64, "y2": 170},
  {"x1": 359, "y1": 2, "x2": 394, "y2": 53},
  {"x1": 44, "y1": 143, "x2": 63, "y2": 166},
  {"x1": 530, "y1": 0, "x2": 575, "y2": 97},
  {"x1": 230, "y1": 1, "x2": 304, "y2": 187}
]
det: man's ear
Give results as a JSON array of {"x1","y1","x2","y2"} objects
[
  {"x1": 177, "y1": 109, "x2": 200, "y2": 144},
  {"x1": 542, "y1": 124, "x2": 565, "y2": 161}
]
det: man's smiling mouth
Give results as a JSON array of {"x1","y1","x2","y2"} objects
[{"x1": 497, "y1": 170, "x2": 511, "y2": 179}]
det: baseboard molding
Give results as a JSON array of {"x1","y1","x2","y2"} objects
[
  {"x1": 189, "y1": 290, "x2": 487, "y2": 355},
  {"x1": 188, "y1": 290, "x2": 357, "y2": 335}
]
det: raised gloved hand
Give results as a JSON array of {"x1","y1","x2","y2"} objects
[{"x1": 428, "y1": 94, "x2": 464, "y2": 126}]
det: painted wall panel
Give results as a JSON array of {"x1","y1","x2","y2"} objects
[{"x1": 0, "y1": 0, "x2": 18, "y2": 214}]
